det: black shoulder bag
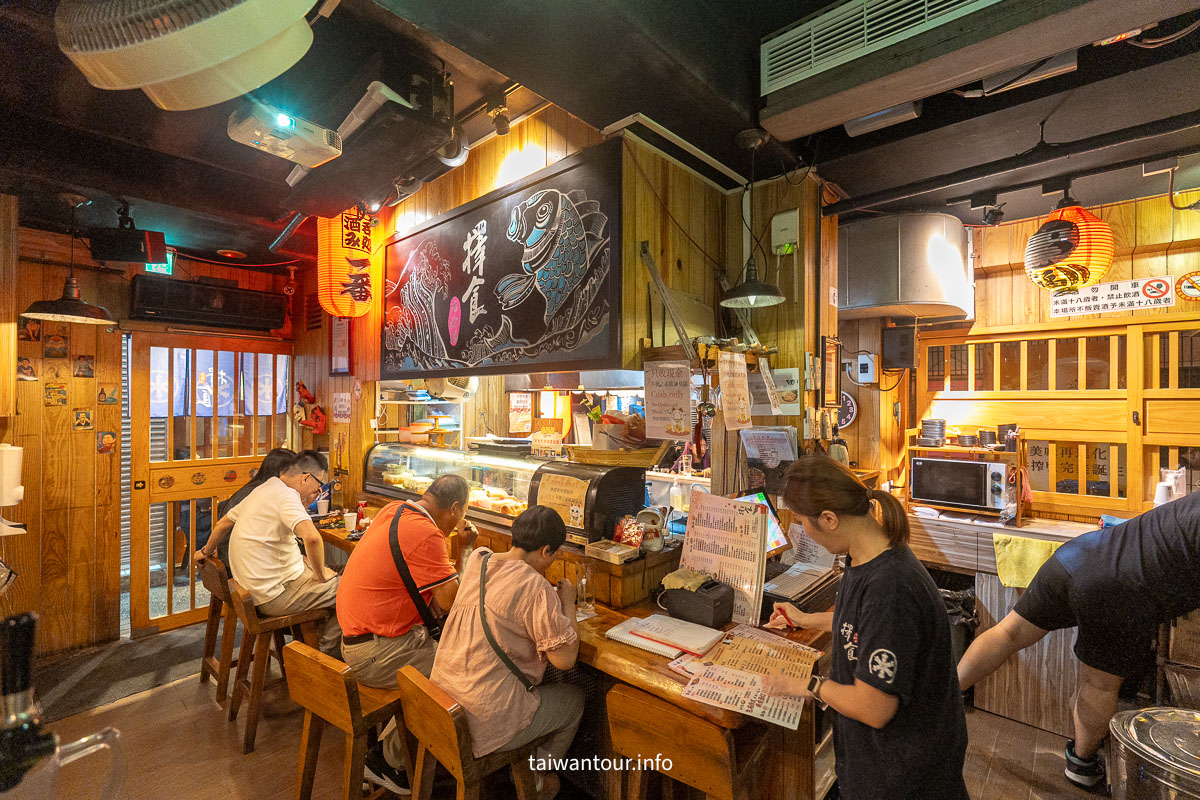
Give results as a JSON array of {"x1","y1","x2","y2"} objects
[
  {"x1": 479, "y1": 551, "x2": 534, "y2": 692},
  {"x1": 388, "y1": 504, "x2": 444, "y2": 641}
]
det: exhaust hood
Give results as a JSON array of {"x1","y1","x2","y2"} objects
[
  {"x1": 837, "y1": 213, "x2": 972, "y2": 320},
  {"x1": 504, "y1": 371, "x2": 647, "y2": 393}
]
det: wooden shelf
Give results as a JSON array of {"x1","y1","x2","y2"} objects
[
  {"x1": 379, "y1": 399, "x2": 464, "y2": 405},
  {"x1": 909, "y1": 445, "x2": 1019, "y2": 457}
]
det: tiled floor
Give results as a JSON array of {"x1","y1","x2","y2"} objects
[{"x1": 42, "y1": 673, "x2": 1099, "y2": 799}]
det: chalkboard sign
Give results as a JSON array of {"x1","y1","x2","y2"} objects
[{"x1": 380, "y1": 139, "x2": 622, "y2": 379}]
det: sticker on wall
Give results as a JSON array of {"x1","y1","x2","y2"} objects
[
  {"x1": 98, "y1": 385, "x2": 121, "y2": 405},
  {"x1": 223, "y1": 469, "x2": 238, "y2": 483},
  {"x1": 16, "y1": 357, "x2": 37, "y2": 382},
  {"x1": 73, "y1": 355, "x2": 95, "y2": 378},
  {"x1": 332, "y1": 392, "x2": 352, "y2": 424},
  {"x1": 44, "y1": 382, "x2": 67, "y2": 406},
  {"x1": 17, "y1": 317, "x2": 41, "y2": 342},
  {"x1": 1178, "y1": 271, "x2": 1200, "y2": 302},
  {"x1": 73, "y1": 409, "x2": 93, "y2": 430},
  {"x1": 191, "y1": 472, "x2": 207, "y2": 486},
  {"x1": 352, "y1": 378, "x2": 363, "y2": 402},
  {"x1": 44, "y1": 335, "x2": 68, "y2": 359},
  {"x1": 97, "y1": 431, "x2": 117, "y2": 454},
  {"x1": 158, "y1": 475, "x2": 175, "y2": 489}
]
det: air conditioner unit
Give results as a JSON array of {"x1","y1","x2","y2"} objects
[{"x1": 130, "y1": 275, "x2": 287, "y2": 331}]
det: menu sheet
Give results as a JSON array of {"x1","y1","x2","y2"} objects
[
  {"x1": 644, "y1": 360, "x2": 693, "y2": 440},
  {"x1": 509, "y1": 392, "x2": 533, "y2": 434},
  {"x1": 681, "y1": 663, "x2": 805, "y2": 730},
  {"x1": 718, "y1": 351, "x2": 753, "y2": 430},
  {"x1": 788, "y1": 522, "x2": 837, "y2": 571},
  {"x1": 680, "y1": 491, "x2": 767, "y2": 624}
]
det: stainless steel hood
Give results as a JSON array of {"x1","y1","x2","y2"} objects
[{"x1": 503, "y1": 370, "x2": 647, "y2": 392}]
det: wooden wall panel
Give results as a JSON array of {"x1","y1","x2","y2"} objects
[
  {"x1": 975, "y1": 572, "x2": 1078, "y2": 738},
  {"x1": 837, "y1": 318, "x2": 908, "y2": 481},
  {"x1": 0, "y1": 224, "x2": 281, "y2": 656},
  {"x1": 0, "y1": 195, "x2": 16, "y2": 418}
]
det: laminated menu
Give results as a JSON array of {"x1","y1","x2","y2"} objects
[
  {"x1": 681, "y1": 663, "x2": 805, "y2": 730},
  {"x1": 680, "y1": 491, "x2": 767, "y2": 624}
]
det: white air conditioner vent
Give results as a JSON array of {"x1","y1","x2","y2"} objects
[{"x1": 762, "y1": 0, "x2": 1003, "y2": 95}]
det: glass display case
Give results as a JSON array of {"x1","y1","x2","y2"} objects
[{"x1": 363, "y1": 442, "x2": 545, "y2": 526}]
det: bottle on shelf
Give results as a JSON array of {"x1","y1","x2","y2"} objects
[{"x1": 669, "y1": 479, "x2": 683, "y2": 512}]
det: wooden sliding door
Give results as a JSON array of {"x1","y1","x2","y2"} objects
[{"x1": 128, "y1": 333, "x2": 292, "y2": 635}]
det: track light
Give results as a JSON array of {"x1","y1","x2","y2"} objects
[
  {"x1": 983, "y1": 204, "x2": 1006, "y2": 226},
  {"x1": 488, "y1": 100, "x2": 510, "y2": 136}
]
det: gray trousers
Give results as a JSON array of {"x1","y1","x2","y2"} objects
[
  {"x1": 256, "y1": 567, "x2": 342, "y2": 654},
  {"x1": 495, "y1": 683, "x2": 585, "y2": 762},
  {"x1": 341, "y1": 625, "x2": 437, "y2": 770}
]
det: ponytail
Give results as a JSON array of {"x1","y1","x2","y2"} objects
[
  {"x1": 870, "y1": 488, "x2": 910, "y2": 548},
  {"x1": 783, "y1": 455, "x2": 909, "y2": 547}
]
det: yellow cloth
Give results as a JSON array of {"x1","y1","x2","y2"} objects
[{"x1": 992, "y1": 534, "x2": 1061, "y2": 589}]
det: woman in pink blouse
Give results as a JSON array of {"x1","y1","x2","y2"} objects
[{"x1": 431, "y1": 506, "x2": 583, "y2": 797}]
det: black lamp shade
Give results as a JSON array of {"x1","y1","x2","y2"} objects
[
  {"x1": 719, "y1": 257, "x2": 785, "y2": 308},
  {"x1": 22, "y1": 276, "x2": 115, "y2": 325}
]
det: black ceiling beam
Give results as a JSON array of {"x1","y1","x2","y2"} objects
[{"x1": 823, "y1": 109, "x2": 1200, "y2": 216}]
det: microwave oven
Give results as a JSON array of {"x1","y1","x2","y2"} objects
[{"x1": 911, "y1": 457, "x2": 1008, "y2": 514}]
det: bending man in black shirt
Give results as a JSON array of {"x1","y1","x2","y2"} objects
[
  {"x1": 958, "y1": 491, "x2": 1200, "y2": 790},
  {"x1": 768, "y1": 456, "x2": 968, "y2": 800}
]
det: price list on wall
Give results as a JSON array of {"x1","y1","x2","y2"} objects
[{"x1": 680, "y1": 491, "x2": 767, "y2": 624}]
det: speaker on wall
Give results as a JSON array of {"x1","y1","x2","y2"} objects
[{"x1": 881, "y1": 327, "x2": 916, "y2": 371}]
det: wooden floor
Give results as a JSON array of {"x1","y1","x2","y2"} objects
[{"x1": 46, "y1": 672, "x2": 1097, "y2": 799}]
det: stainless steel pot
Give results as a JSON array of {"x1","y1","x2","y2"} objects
[{"x1": 1110, "y1": 708, "x2": 1200, "y2": 799}]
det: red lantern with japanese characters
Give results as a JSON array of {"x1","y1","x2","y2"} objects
[
  {"x1": 1023, "y1": 205, "x2": 1114, "y2": 296},
  {"x1": 317, "y1": 211, "x2": 377, "y2": 317}
]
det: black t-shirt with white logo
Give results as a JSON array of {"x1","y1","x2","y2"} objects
[{"x1": 829, "y1": 546, "x2": 968, "y2": 800}]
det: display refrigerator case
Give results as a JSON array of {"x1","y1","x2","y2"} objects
[{"x1": 363, "y1": 442, "x2": 544, "y2": 527}]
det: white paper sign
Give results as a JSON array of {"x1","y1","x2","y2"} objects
[
  {"x1": 509, "y1": 392, "x2": 533, "y2": 434},
  {"x1": 748, "y1": 363, "x2": 783, "y2": 416},
  {"x1": 774, "y1": 367, "x2": 802, "y2": 415},
  {"x1": 681, "y1": 491, "x2": 767, "y2": 624},
  {"x1": 332, "y1": 392, "x2": 352, "y2": 424},
  {"x1": 718, "y1": 351, "x2": 753, "y2": 430},
  {"x1": 645, "y1": 360, "x2": 693, "y2": 440},
  {"x1": 787, "y1": 522, "x2": 836, "y2": 571},
  {"x1": 1050, "y1": 275, "x2": 1175, "y2": 317},
  {"x1": 739, "y1": 428, "x2": 796, "y2": 468},
  {"x1": 531, "y1": 429, "x2": 564, "y2": 458}
]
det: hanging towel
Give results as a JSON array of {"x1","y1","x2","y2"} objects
[
  {"x1": 1018, "y1": 466, "x2": 1035, "y2": 505},
  {"x1": 992, "y1": 533, "x2": 1061, "y2": 589}
]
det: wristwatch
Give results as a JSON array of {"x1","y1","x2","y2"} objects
[{"x1": 807, "y1": 675, "x2": 829, "y2": 709}]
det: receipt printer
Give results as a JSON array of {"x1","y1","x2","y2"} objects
[{"x1": 662, "y1": 578, "x2": 733, "y2": 629}]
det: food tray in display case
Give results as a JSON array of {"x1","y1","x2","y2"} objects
[{"x1": 363, "y1": 442, "x2": 546, "y2": 526}]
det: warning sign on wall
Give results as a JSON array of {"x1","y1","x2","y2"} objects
[{"x1": 1049, "y1": 275, "x2": 1176, "y2": 317}]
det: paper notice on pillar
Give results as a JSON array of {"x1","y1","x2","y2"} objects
[
  {"x1": 509, "y1": 392, "x2": 533, "y2": 434},
  {"x1": 332, "y1": 392, "x2": 352, "y2": 424},
  {"x1": 748, "y1": 362, "x2": 783, "y2": 415},
  {"x1": 788, "y1": 522, "x2": 836, "y2": 571},
  {"x1": 717, "y1": 351, "x2": 752, "y2": 430},
  {"x1": 681, "y1": 663, "x2": 803, "y2": 730},
  {"x1": 774, "y1": 367, "x2": 801, "y2": 415},
  {"x1": 739, "y1": 428, "x2": 796, "y2": 466},
  {"x1": 645, "y1": 360, "x2": 693, "y2": 440}
]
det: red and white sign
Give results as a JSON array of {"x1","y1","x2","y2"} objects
[
  {"x1": 1050, "y1": 275, "x2": 1176, "y2": 317},
  {"x1": 1177, "y1": 271, "x2": 1200, "y2": 302}
]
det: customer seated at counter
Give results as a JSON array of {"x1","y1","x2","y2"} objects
[
  {"x1": 202, "y1": 447, "x2": 296, "y2": 572},
  {"x1": 768, "y1": 455, "x2": 969, "y2": 800},
  {"x1": 194, "y1": 450, "x2": 341, "y2": 654},
  {"x1": 432, "y1": 506, "x2": 583, "y2": 799},
  {"x1": 335, "y1": 474, "x2": 477, "y2": 795},
  {"x1": 958, "y1": 490, "x2": 1200, "y2": 791}
]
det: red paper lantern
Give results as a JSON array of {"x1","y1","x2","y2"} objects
[
  {"x1": 1023, "y1": 205, "x2": 1114, "y2": 296},
  {"x1": 317, "y1": 211, "x2": 377, "y2": 317}
]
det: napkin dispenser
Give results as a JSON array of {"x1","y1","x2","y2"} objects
[{"x1": 663, "y1": 579, "x2": 733, "y2": 629}]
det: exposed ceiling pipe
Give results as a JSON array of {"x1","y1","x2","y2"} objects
[{"x1": 823, "y1": 109, "x2": 1200, "y2": 217}]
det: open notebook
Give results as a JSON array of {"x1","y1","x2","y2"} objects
[{"x1": 605, "y1": 615, "x2": 724, "y2": 658}]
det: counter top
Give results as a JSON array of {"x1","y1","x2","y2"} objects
[
  {"x1": 908, "y1": 513, "x2": 1097, "y2": 575},
  {"x1": 910, "y1": 513, "x2": 1096, "y2": 543}
]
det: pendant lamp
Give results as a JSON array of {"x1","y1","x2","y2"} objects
[
  {"x1": 721, "y1": 129, "x2": 785, "y2": 309},
  {"x1": 22, "y1": 196, "x2": 115, "y2": 325},
  {"x1": 1023, "y1": 194, "x2": 1114, "y2": 296}
]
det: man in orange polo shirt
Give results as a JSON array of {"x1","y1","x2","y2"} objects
[{"x1": 336, "y1": 474, "x2": 476, "y2": 795}]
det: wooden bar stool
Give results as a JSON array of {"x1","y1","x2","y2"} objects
[
  {"x1": 607, "y1": 684, "x2": 771, "y2": 800},
  {"x1": 283, "y1": 642, "x2": 406, "y2": 800},
  {"x1": 226, "y1": 578, "x2": 330, "y2": 754},
  {"x1": 197, "y1": 555, "x2": 238, "y2": 704},
  {"x1": 395, "y1": 665, "x2": 550, "y2": 800}
]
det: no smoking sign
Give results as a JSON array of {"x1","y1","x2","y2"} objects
[
  {"x1": 1142, "y1": 278, "x2": 1171, "y2": 299},
  {"x1": 1178, "y1": 271, "x2": 1200, "y2": 302}
]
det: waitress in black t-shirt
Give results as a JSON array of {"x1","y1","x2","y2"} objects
[{"x1": 767, "y1": 456, "x2": 969, "y2": 800}]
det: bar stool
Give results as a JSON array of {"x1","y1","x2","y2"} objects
[
  {"x1": 395, "y1": 665, "x2": 550, "y2": 800},
  {"x1": 197, "y1": 555, "x2": 238, "y2": 704},
  {"x1": 226, "y1": 578, "x2": 330, "y2": 754},
  {"x1": 283, "y1": 642, "x2": 406, "y2": 800},
  {"x1": 606, "y1": 684, "x2": 771, "y2": 800}
]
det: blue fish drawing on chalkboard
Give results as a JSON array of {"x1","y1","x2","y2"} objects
[{"x1": 496, "y1": 188, "x2": 607, "y2": 326}]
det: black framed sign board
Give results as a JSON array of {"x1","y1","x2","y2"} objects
[{"x1": 380, "y1": 139, "x2": 622, "y2": 379}]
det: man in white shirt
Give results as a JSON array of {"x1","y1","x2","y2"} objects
[{"x1": 194, "y1": 450, "x2": 341, "y2": 652}]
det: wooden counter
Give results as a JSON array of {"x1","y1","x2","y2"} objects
[{"x1": 908, "y1": 513, "x2": 1095, "y2": 738}]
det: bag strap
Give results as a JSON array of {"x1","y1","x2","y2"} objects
[
  {"x1": 479, "y1": 552, "x2": 534, "y2": 692},
  {"x1": 388, "y1": 504, "x2": 443, "y2": 640}
]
